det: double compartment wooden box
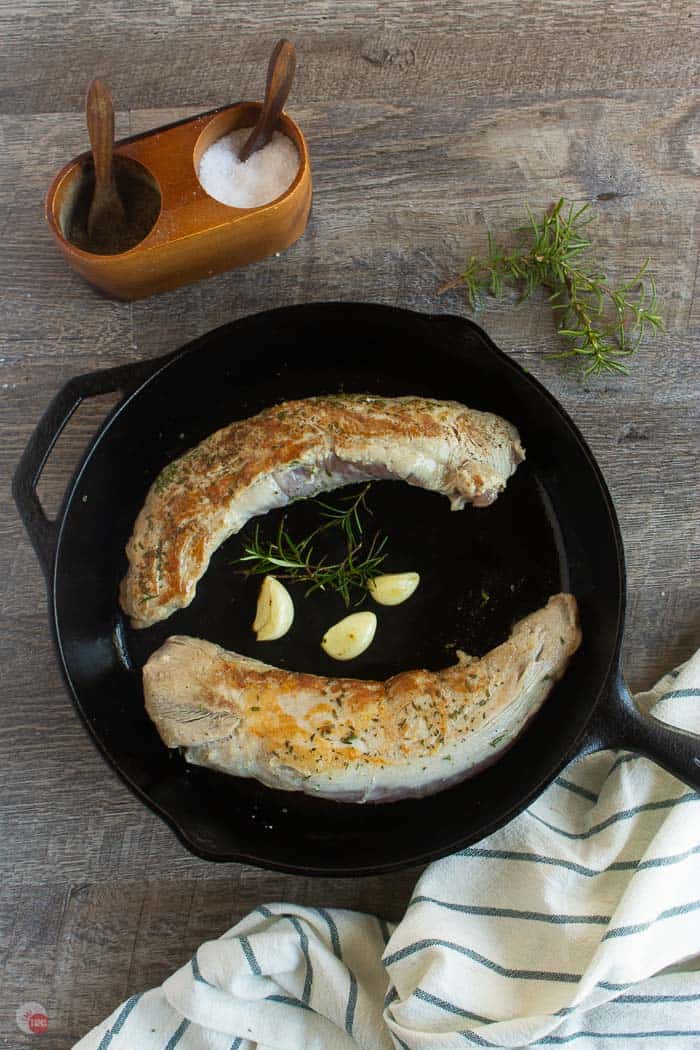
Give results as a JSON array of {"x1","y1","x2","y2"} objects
[{"x1": 45, "y1": 102, "x2": 312, "y2": 300}]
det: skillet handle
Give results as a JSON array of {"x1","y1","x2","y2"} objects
[
  {"x1": 578, "y1": 668, "x2": 700, "y2": 789},
  {"x1": 12, "y1": 358, "x2": 160, "y2": 580}
]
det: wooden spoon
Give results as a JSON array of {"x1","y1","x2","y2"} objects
[
  {"x1": 238, "y1": 39, "x2": 297, "y2": 163},
  {"x1": 86, "y1": 78, "x2": 127, "y2": 245}
]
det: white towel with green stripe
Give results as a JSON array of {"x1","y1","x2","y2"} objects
[{"x1": 74, "y1": 653, "x2": 700, "y2": 1050}]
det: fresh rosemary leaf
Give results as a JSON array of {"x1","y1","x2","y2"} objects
[
  {"x1": 439, "y1": 198, "x2": 663, "y2": 378},
  {"x1": 232, "y1": 484, "x2": 388, "y2": 605}
]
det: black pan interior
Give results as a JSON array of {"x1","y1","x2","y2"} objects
[{"x1": 52, "y1": 304, "x2": 624, "y2": 874}]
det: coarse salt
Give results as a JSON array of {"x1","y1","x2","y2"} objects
[{"x1": 197, "y1": 128, "x2": 299, "y2": 208}]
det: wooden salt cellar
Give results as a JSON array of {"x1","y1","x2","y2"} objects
[{"x1": 45, "y1": 102, "x2": 312, "y2": 300}]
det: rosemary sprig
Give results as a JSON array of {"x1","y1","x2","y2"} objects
[
  {"x1": 233, "y1": 485, "x2": 388, "y2": 605},
  {"x1": 439, "y1": 198, "x2": 664, "y2": 377}
]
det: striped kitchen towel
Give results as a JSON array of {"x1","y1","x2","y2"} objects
[{"x1": 74, "y1": 652, "x2": 700, "y2": 1050}]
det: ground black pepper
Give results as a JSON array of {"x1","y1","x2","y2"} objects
[{"x1": 64, "y1": 157, "x2": 160, "y2": 255}]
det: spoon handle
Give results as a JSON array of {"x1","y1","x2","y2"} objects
[
  {"x1": 239, "y1": 39, "x2": 297, "y2": 163},
  {"x1": 86, "y1": 79, "x2": 116, "y2": 190}
]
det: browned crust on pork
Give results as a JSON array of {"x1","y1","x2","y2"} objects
[
  {"x1": 143, "y1": 594, "x2": 580, "y2": 785},
  {"x1": 121, "y1": 395, "x2": 524, "y2": 629}
]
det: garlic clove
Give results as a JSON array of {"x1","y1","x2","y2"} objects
[
  {"x1": 321, "y1": 611, "x2": 377, "y2": 661},
  {"x1": 253, "y1": 575, "x2": 294, "y2": 641},
  {"x1": 368, "y1": 571, "x2": 420, "y2": 606}
]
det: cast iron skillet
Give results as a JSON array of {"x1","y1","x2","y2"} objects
[{"x1": 13, "y1": 303, "x2": 700, "y2": 875}]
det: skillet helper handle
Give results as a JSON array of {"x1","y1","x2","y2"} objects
[
  {"x1": 12, "y1": 358, "x2": 158, "y2": 580},
  {"x1": 581, "y1": 669, "x2": 700, "y2": 790}
]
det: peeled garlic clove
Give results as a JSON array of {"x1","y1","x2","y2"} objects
[
  {"x1": 321, "y1": 611, "x2": 377, "y2": 661},
  {"x1": 253, "y1": 576, "x2": 294, "y2": 641},
  {"x1": 368, "y1": 571, "x2": 420, "y2": 606}
]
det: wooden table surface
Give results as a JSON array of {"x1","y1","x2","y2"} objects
[{"x1": 1, "y1": 2, "x2": 698, "y2": 1045}]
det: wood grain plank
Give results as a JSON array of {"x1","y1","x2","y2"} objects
[{"x1": 1, "y1": 6, "x2": 697, "y2": 113}]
